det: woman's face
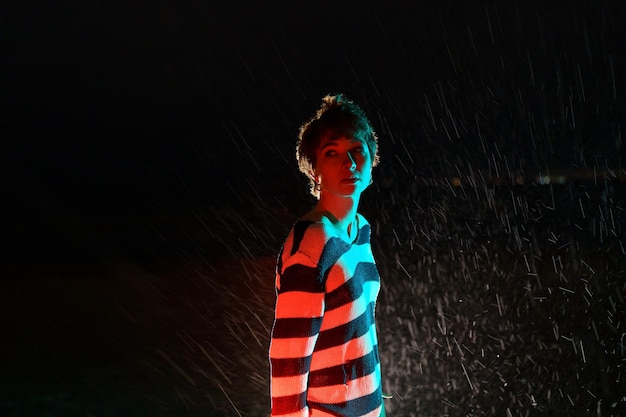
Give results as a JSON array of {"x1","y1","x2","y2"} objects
[{"x1": 313, "y1": 135, "x2": 372, "y2": 198}]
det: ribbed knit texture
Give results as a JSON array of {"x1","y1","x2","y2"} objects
[{"x1": 270, "y1": 214, "x2": 382, "y2": 417}]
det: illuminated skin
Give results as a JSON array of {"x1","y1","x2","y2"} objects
[{"x1": 304, "y1": 135, "x2": 373, "y2": 242}]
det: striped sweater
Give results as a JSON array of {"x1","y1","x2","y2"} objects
[{"x1": 270, "y1": 213, "x2": 383, "y2": 417}]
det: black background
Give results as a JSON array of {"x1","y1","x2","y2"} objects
[{"x1": 2, "y1": 1, "x2": 625, "y2": 416}]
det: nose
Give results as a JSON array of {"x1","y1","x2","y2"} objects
[{"x1": 344, "y1": 151, "x2": 357, "y2": 170}]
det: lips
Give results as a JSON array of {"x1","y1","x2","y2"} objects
[{"x1": 341, "y1": 177, "x2": 359, "y2": 183}]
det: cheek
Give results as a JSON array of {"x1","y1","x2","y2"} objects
[
  {"x1": 315, "y1": 164, "x2": 332, "y2": 180},
  {"x1": 358, "y1": 163, "x2": 372, "y2": 181},
  {"x1": 357, "y1": 154, "x2": 372, "y2": 170}
]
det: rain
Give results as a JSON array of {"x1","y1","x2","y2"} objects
[{"x1": 2, "y1": 1, "x2": 624, "y2": 416}]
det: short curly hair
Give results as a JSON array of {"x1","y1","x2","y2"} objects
[{"x1": 296, "y1": 94, "x2": 380, "y2": 198}]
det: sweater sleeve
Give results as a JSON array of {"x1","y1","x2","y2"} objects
[{"x1": 269, "y1": 250, "x2": 325, "y2": 417}]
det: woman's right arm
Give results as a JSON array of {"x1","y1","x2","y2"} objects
[{"x1": 269, "y1": 259, "x2": 325, "y2": 417}]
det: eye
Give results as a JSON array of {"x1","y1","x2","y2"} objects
[{"x1": 324, "y1": 149, "x2": 337, "y2": 157}]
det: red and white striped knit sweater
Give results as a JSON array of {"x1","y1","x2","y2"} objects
[{"x1": 270, "y1": 214, "x2": 383, "y2": 417}]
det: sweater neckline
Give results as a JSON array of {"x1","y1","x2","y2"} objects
[{"x1": 299, "y1": 213, "x2": 362, "y2": 245}]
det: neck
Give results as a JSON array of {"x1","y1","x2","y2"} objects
[{"x1": 316, "y1": 193, "x2": 360, "y2": 238}]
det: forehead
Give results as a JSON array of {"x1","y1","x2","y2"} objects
[{"x1": 318, "y1": 133, "x2": 365, "y2": 147}]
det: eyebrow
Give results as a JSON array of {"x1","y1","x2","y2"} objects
[
  {"x1": 320, "y1": 141, "x2": 338, "y2": 151},
  {"x1": 320, "y1": 138, "x2": 364, "y2": 152}
]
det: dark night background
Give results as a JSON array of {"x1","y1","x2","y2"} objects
[{"x1": 2, "y1": 1, "x2": 625, "y2": 416}]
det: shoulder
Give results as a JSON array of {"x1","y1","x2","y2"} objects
[
  {"x1": 356, "y1": 212, "x2": 370, "y2": 227},
  {"x1": 355, "y1": 212, "x2": 372, "y2": 243},
  {"x1": 282, "y1": 219, "x2": 334, "y2": 262}
]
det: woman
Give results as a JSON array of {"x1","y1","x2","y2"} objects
[{"x1": 270, "y1": 94, "x2": 386, "y2": 416}]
